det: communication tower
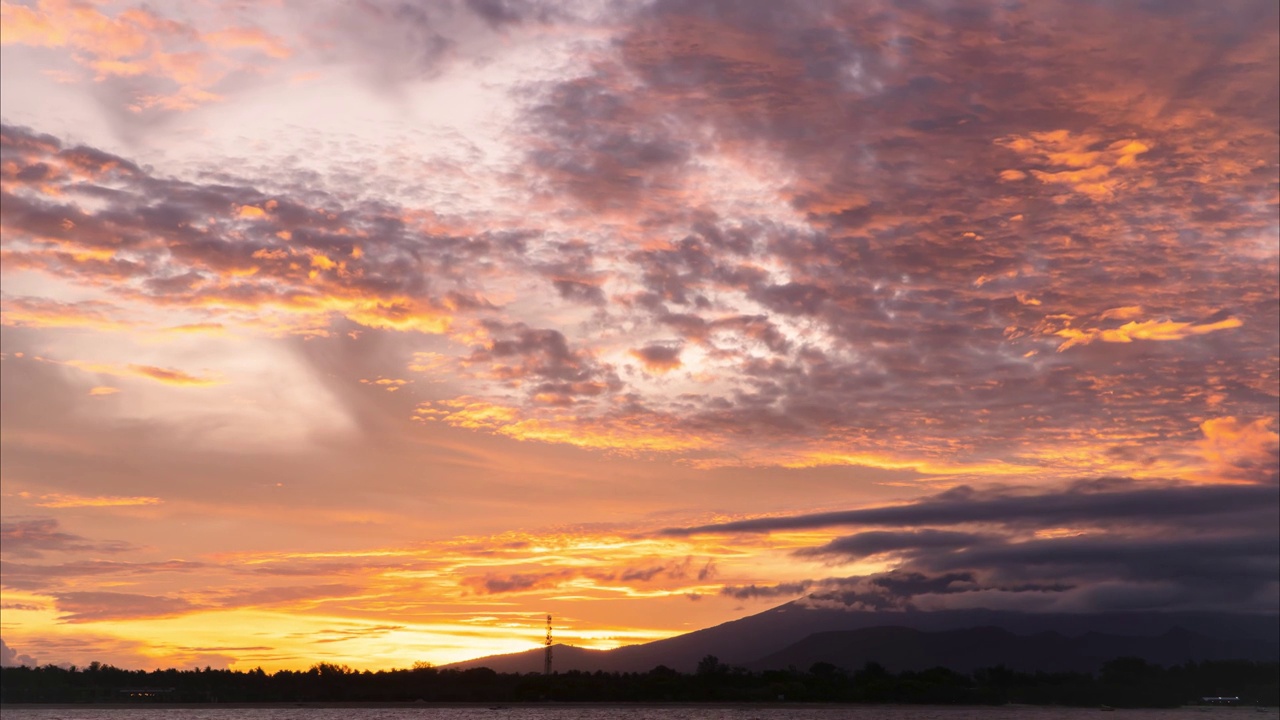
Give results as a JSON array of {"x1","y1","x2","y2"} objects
[{"x1": 543, "y1": 614, "x2": 553, "y2": 675}]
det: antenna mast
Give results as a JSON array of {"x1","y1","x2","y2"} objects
[{"x1": 543, "y1": 614, "x2": 553, "y2": 675}]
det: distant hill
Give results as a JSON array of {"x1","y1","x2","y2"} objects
[
  {"x1": 445, "y1": 643, "x2": 609, "y2": 674},
  {"x1": 444, "y1": 598, "x2": 1279, "y2": 674},
  {"x1": 749, "y1": 625, "x2": 1262, "y2": 674}
]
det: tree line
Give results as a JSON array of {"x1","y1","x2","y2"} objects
[{"x1": 1, "y1": 656, "x2": 1275, "y2": 707}]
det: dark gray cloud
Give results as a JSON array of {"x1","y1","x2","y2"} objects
[
  {"x1": 463, "y1": 571, "x2": 569, "y2": 594},
  {"x1": 458, "y1": 556, "x2": 712, "y2": 596},
  {"x1": 799, "y1": 570, "x2": 1080, "y2": 612},
  {"x1": 524, "y1": 71, "x2": 698, "y2": 211},
  {"x1": 630, "y1": 344, "x2": 683, "y2": 372},
  {"x1": 612, "y1": 556, "x2": 705, "y2": 583},
  {"x1": 462, "y1": 322, "x2": 623, "y2": 406},
  {"x1": 664, "y1": 481, "x2": 1277, "y2": 535},
  {"x1": 721, "y1": 581, "x2": 815, "y2": 600},
  {"x1": 0, "y1": 560, "x2": 206, "y2": 591},
  {"x1": 0, "y1": 638, "x2": 38, "y2": 668},
  {"x1": 301, "y1": 0, "x2": 597, "y2": 89},
  {"x1": 52, "y1": 591, "x2": 199, "y2": 623},
  {"x1": 0, "y1": 519, "x2": 136, "y2": 560},
  {"x1": 795, "y1": 530, "x2": 991, "y2": 560},
  {"x1": 691, "y1": 479, "x2": 1279, "y2": 613},
  {"x1": 537, "y1": 241, "x2": 608, "y2": 306},
  {"x1": 869, "y1": 571, "x2": 980, "y2": 597},
  {"x1": 921, "y1": 534, "x2": 1277, "y2": 587}
]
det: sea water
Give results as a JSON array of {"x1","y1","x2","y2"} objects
[{"x1": 0, "y1": 706, "x2": 1276, "y2": 719}]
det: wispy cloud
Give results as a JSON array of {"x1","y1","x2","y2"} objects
[
  {"x1": 26, "y1": 493, "x2": 162, "y2": 508},
  {"x1": 0, "y1": 518, "x2": 136, "y2": 559}
]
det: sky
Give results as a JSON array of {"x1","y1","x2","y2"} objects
[{"x1": 0, "y1": 0, "x2": 1277, "y2": 672}]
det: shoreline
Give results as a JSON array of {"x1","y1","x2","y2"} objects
[
  {"x1": 4, "y1": 701, "x2": 1271, "y2": 710},
  {"x1": 0, "y1": 701, "x2": 1042, "y2": 709}
]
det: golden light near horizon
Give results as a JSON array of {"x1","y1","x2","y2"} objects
[{"x1": 1, "y1": 0, "x2": 1277, "y2": 672}]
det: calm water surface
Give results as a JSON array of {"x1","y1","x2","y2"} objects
[{"x1": 2, "y1": 707, "x2": 1276, "y2": 719}]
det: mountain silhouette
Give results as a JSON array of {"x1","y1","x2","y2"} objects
[
  {"x1": 444, "y1": 599, "x2": 1279, "y2": 674},
  {"x1": 749, "y1": 624, "x2": 1261, "y2": 673}
]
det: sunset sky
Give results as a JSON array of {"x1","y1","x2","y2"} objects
[{"x1": 1, "y1": 0, "x2": 1277, "y2": 672}]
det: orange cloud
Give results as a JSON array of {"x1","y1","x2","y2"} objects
[
  {"x1": 1098, "y1": 306, "x2": 1144, "y2": 321},
  {"x1": 204, "y1": 26, "x2": 291, "y2": 59},
  {"x1": 767, "y1": 450, "x2": 1023, "y2": 477},
  {"x1": 407, "y1": 352, "x2": 451, "y2": 374},
  {"x1": 57, "y1": 359, "x2": 221, "y2": 386},
  {"x1": 1055, "y1": 316, "x2": 1242, "y2": 351},
  {"x1": 0, "y1": 1, "x2": 62, "y2": 46},
  {"x1": 28, "y1": 493, "x2": 162, "y2": 508},
  {"x1": 163, "y1": 322, "x2": 226, "y2": 335},
  {"x1": 418, "y1": 399, "x2": 710, "y2": 454},
  {"x1": 338, "y1": 297, "x2": 453, "y2": 334},
  {"x1": 0, "y1": 0, "x2": 290, "y2": 113},
  {"x1": 361, "y1": 377, "x2": 411, "y2": 392},
  {"x1": 0, "y1": 297, "x2": 130, "y2": 331},
  {"x1": 1199, "y1": 416, "x2": 1279, "y2": 483},
  {"x1": 996, "y1": 131, "x2": 1151, "y2": 200},
  {"x1": 127, "y1": 364, "x2": 220, "y2": 386}
]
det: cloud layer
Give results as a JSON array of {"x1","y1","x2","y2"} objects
[
  {"x1": 1, "y1": 0, "x2": 1276, "y2": 671},
  {"x1": 679, "y1": 479, "x2": 1279, "y2": 614}
]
